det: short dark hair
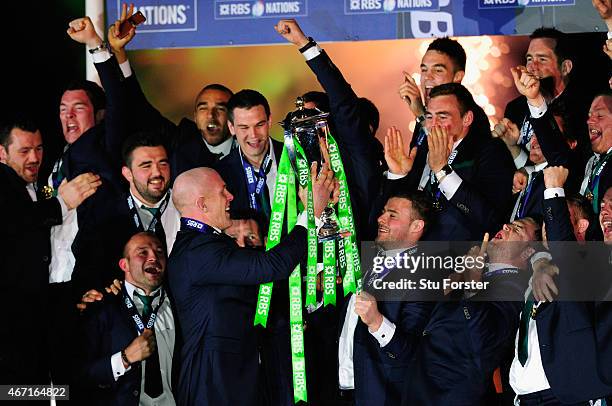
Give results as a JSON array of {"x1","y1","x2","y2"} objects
[
  {"x1": 520, "y1": 216, "x2": 543, "y2": 242},
  {"x1": 428, "y1": 82, "x2": 475, "y2": 116},
  {"x1": 301, "y1": 91, "x2": 330, "y2": 113},
  {"x1": 427, "y1": 37, "x2": 467, "y2": 72},
  {"x1": 194, "y1": 83, "x2": 234, "y2": 105},
  {"x1": 529, "y1": 27, "x2": 572, "y2": 66},
  {"x1": 358, "y1": 97, "x2": 380, "y2": 135},
  {"x1": 62, "y1": 79, "x2": 106, "y2": 114},
  {"x1": 567, "y1": 193, "x2": 594, "y2": 224},
  {"x1": 227, "y1": 89, "x2": 270, "y2": 123},
  {"x1": 387, "y1": 190, "x2": 433, "y2": 233},
  {"x1": 121, "y1": 131, "x2": 167, "y2": 168},
  {"x1": 0, "y1": 115, "x2": 39, "y2": 149}
]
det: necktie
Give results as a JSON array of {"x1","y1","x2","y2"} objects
[
  {"x1": 51, "y1": 158, "x2": 66, "y2": 197},
  {"x1": 517, "y1": 293, "x2": 535, "y2": 366},
  {"x1": 141, "y1": 206, "x2": 167, "y2": 252},
  {"x1": 134, "y1": 291, "x2": 163, "y2": 398}
]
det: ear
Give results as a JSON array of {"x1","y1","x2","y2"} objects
[
  {"x1": 196, "y1": 196, "x2": 207, "y2": 212},
  {"x1": 227, "y1": 120, "x2": 236, "y2": 135},
  {"x1": 118, "y1": 258, "x2": 129, "y2": 274},
  {"x1": 121, "y1": 166, "x2": 133, "y2": 183},
  {"x1": 453, "y1": 70, "x2": 465, "y2": 83},
  {"x1": 561, "y1": 59, "x2": 573, "y2": 77},
  {"x1": 95, "y1": 109, "x2": 106, "y2": 124},
  {"x1": 462, "y1": 110, "x2": 474, "y2": 128},
  {"x1": 577, "y1": 219, "x2": 589, "y2": 235},
  {"x1": 410, "y1": 219, "x2": 425, "y2": 234},
  {"x1": 0, "y1": 145, "x2": 7, "y2": 163}
]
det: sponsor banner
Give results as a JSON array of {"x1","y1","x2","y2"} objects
[
  {"x1": 106, "y1": 0, "x2": 592, "y2": 49},
  {"x1": 344, "y1": 0, "x2": 439, "y2": 15},
  {"x1": 478, "y1": 0, "x2": 575, "y2": 10},
  {"x1": 215, "y1": 1, "x2": 307, "y2": 20}
]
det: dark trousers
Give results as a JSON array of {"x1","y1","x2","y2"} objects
[{"x1": 518, "y1": 389, "x2": 597, "y2": 406}]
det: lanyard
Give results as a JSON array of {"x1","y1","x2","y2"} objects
[
  {"x1": 517, "y1": 171, "x2": 541, "y2": 218},
  {"x1": 482, "y1": 267, "x2": 519, "y2": 280},
  {"x1": 127, "y1": 193, "x2": 170, "y2": 232},
  {"x1": 180, "y1": 217, "x2": 216, "y2": 235},
  {"x1": 587, "y1": 151, "x2": 612, "y2": 212},
  {"x1": 427, "y1": 148, "x2": 459, "y2": 204},
  {"x1": 239, "y1": 146, "x2": 272, "y2": 211},
  {"x1": 122, "y1": 285, "x2": 166, "y2": 334}
]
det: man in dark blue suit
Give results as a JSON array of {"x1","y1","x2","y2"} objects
[
  {"x1": 383, "y1": 83, "x2": 515, "y2": 241},
  {"x1": 402, "y1": 216, "x2": 541, "y2": 405},
  {"x1": 78, "y1": 231, "x2": 178, "y2": 406},
  {"x1": 167, "y1": 165, "x2": 336, "y2": 406},
  {"x1": 337, "y1": 191, "x2": 435, "y2": 406},
  {"x1": 509, "y1": 165, "x2": 612, "y2": 405}
]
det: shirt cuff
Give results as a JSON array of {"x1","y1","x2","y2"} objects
[
  {"x1": 608, "y1": 31, "x2": 612, "y2": 39},
  {"x1": 438, "y1": 171, "x2": 462, "y2": 200},
  {"x1": 530, "y1": 251, "x2": 552, "y2": 268},
  {"x1": 528, "y1": 99, "x2": 547, "y2": 118},
  {"x1": 90, "y1": 49, "x2": 112, "y2": 64},
  {"x1": 119, "y1": 60, "x2": 133, "y2": 78},
  {"x1": 386, "y1": 171, "x2": 407, "y2": 180},
  {"x1": 368, "y1": 316, "x2": 396, "y2": 347},
  {"x1": 544, "y1": 187, "x2": 565, "y2": 199},
  {"x1": 296, "y1": 211, "x2": 308, "y2": 228},
  {"x1": 111, "y1": 351, "x2": 131, "y2": 381},
  {"x1": 514, "y1": 150, "x2": 528, "y2": 169},
  {"x1": 55, "y1": 195, "x2": 69, "y2": 218},
  {"x1": 302, "y1": 44, "x2": 322, "y2": 61}
]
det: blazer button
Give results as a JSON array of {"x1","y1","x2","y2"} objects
[
  {"x1": 386, "y1": 352, "x2": 396, "y2": 359},
  {"x1": 422, "y1": 330, "x2": 430, "y2": 336},
  {"x1": 42, "y1": 256, "x2": 49, "y2": 262},
  {"x1": 133, "y1": 390, "x2": 139, "y2": 397}
]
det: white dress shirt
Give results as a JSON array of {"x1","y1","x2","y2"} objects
[
  {"x1": 130, "y1": 191, "x2": 181, "y2": 254},
  {"x1": 110, "y1": 281, "x2": 176, "y2": 406}
]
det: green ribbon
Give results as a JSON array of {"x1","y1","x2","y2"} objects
[
  {"x1": 253, "y1": 148, "x2": 291, "y2": 327},
  {"x1": 323, "y1": 240, "x2": 336, "y2": 306},
  {"x1": 294, "y1": 142, "x2": 318, "y2": 307},
  {"x1": 327, "y1": 133, "x2": 362, "y2": 294}
]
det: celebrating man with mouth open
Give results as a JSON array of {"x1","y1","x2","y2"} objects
[{"x1": 168, "y1": 165, "x2": 338, "y2": 406}]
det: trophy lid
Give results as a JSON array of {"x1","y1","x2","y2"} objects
[{"x1": 280, "y1": 96, "x2": 329, "y2": 130}]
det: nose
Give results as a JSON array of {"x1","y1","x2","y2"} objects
[
  {"x1": 26, "y1": 149, "x2": 40, "y2": 163},
  {"x1": 587, "y1": 113, "x2": 597, "y2": 126},
  {"x1": 502, "y1": 223, "x2": 510, "y2": 231},
  {"x1": 377, "y1": 212, "x2": 388, "y2": 225},
  {"x1": 151, "y1": 163, "x2": 162, "y2": 177},
  {"x1": 226, "y1": 190, "x2": 234, "y2": 202}
]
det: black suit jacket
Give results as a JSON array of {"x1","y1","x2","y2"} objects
[
  {"x1": 305, "y1": 50, "x2": 385, "y2": 240},
  {"x1": 167, "y1": 223, "x2": 307, "y2": 406},
  {"x1": 0, "y1": 163, "x2": 63, "y2": 384},
  {"x1": 543, "y1": 196, "x2": 612, "y2": 393},
  {"x1": 386, "y1": 129, "x2": 515, "y2": 241},
  {"x1": 77, "y1": 290, "x2": 180, "y2": 406}
]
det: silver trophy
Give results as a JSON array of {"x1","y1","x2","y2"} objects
[{"x1": 281, "y1": 97, "x2": 346, "y2": 242}]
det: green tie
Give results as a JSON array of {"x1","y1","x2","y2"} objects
[
  {"x1": 133, "y1": 291, "x2": 163, "y2": 398},
  {"x1": 518, "y1": 294, "x2": 535, "y2": 366},
  {"x1": 142, "y1": 205, "x2": 160, "y2": 217}
]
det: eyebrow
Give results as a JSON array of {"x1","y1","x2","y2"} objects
[
  {"x1": 421, "y1": 63, "x2": 448, "y2": 69},
  {"x1": 196, "y1": 101, "x2": 228, "y2": 108}
]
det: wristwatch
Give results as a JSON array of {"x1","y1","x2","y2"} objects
[
  {"x1": 435, "y1": 164, "x2": 453, "y2": 181},
  {"x1": 299, "y1": 37, "x2": 317, "y2": 53},
  {"x1": 88, "y1": 42, "x2": 109, "y2": 54}
]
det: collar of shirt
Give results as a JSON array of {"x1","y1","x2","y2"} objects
[
  {"x1": 130, "y1": 189, "x2": 170, "y2": 210},
  {"x1": 534, "y1": 161, "x2": 548, "y2": 172},
  {"x1": 452, "y1": 138, "x2": 463, "y2": 151},
  {"x1": 488, "y1": 262, "x2": 518, "y2": 272},
  {"x1": 205, "y1": 137, "x2": 234, "y2": 158},
  {"x1": 383, "y1": 244, "x2": 417, "y2": 257},
  {"x1": 124, "y1": 280, "x2": 163, "y2": 303}
]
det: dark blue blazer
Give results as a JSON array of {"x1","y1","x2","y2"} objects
[
  {"x1": 543, "y1": 196, "x2": 612, "y2": 397},
  {"x1": 0, "y1": 163, "x2": 63, "y2": 384},
  {"x1": 305, "y1": 50, "x2": 385, "y2": 241},
  {"x1": 402, "y1": 281, "x2": 525, "y2": 406},
  {"x1": 77, "y1": 291, "x2": 180, "y2": 406},
  {"x1": 386, "y1": 129, "x2": 515, "y2": 241},
  {"x1": 340, "y1": 294, "x2": 433, "y2": 406},
  {"x1": 167, "y1": 223, "x2": 307, "y2": 406}
]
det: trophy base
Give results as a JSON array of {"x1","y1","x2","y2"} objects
[{"x1": 317, "y1": 228, "x2": 351, "y2": 243}]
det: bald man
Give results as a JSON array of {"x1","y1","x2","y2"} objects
[{"x1": 167, "y1": 166, "x2": 335, "y2": 406}]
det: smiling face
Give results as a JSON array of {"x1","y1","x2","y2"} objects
[
  {"x1": 122, "y1": 146, "x2": 171, "y2": 205},
  {"x1": 120, "y1": 233, "x2": 166, "y2": 295},
  {"x1": 194, "y1": 88, "x2": 232, "y2": 146},
  {"x1": 420, "y1": 50, "x2": 464, "y2": 104},
  {"x1": 587, "y1": 95, "x2": 612, "y2": 155},
  {"x1": 59, "y1": 89, "x2": 96, "y2": 144},
  {"x1": 489, "y1": 218, "x2": 540, "y2": 263},
  {"x1": 228, "y1": 105, "x2": 271, "y2": 167},
  {"x1": 600, "y1": 187, "x2": 612, "y2": 244},
  {"x1": 0, "y1": 128, "x2": 43, "y2": 183},
  {"x1": 375, "y1": 197, "x2": 424, "y2": 249}
]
